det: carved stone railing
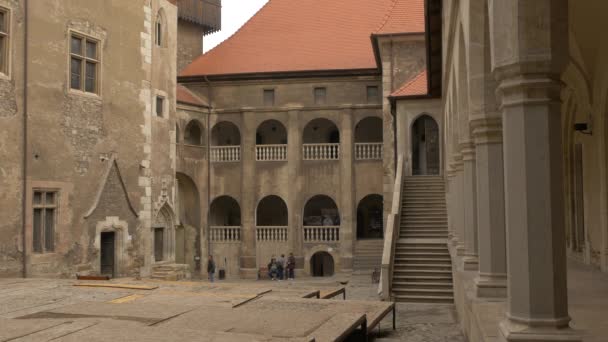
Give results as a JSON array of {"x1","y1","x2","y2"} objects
[
  {"x1": 177, "y1": 144, "x2": 206, "y2": 159},
  {"x1": 210, "y1": 146, "x2": 240, "y2": 162},
  {"x1": 256, "y1": 145, "x2": 287, "y2": 161},
  {"x1": 209, "y1": 226, "x2": 241, "y2": 242},
  {"x1": 355, "y1": 143, "x2": 383, "y2": 160},
  {"x1": 303, "y1": 226, "x2": 340, "y2": 243},
  {"x1": 256, "y1": 226, "x2": 288, "y2": 241},
  {"x1": 379, "y1": 155, "x2": 405, "y2": 300},
  {"x1": 303, "y1": 143, "x2": 340, "y2": 160}
]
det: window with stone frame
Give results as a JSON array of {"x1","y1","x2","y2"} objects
[
  {"x1": 314, "y1": 87, "x2": 327, "y2": 105},
  {"x1": 367, "y1": 86, "x2": 379, "y2": 103},
  {"x1": 0, "y1": 7, "x2": 9, "y2": 75},
  {"x1": 263, "y1": 89, "x2": 275, "y2": 106},
  {"x1": 32, "y1": 190, "x2": 57, "y2": 253},
  {"x1": 156, "y1": 96, "x2": 165, "y2": 117},
  {"x1": 155, "y1": 12, "x2": 164, "y2": 46},
  {"x1": 70, "y1": 33, "x2": 99, "y2": 93}
]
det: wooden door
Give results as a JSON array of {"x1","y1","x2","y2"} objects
[
  {"x1": 154, "y1": 228, "x2": 164, "y2": 262},
  {"x1": 100, "y1": 232, "x2": 115, "y2": 277}
]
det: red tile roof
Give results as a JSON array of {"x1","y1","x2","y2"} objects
[
  {"x1": 180, "y1": 0, "x2": 425, "y2": 77},
  {"x1": 177, "y1": 84, "x2": 208, "y2": 106},
  {"x1": 391, "y1": 70, "x2": 428, "y2": 97},
  {"x1": 375, "y1": 0, "x2": 425, "y2": 34}
]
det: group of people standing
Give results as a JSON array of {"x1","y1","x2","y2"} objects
[
  {"x1": 268, "y1": 253, "x2": 296, "y2": 281},
  {"x1": 206, "y1": 253, "x2": 297, "y2": 282}
]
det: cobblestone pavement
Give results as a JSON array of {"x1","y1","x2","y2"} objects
[{"x1": 344, "y1": 271, "x2": 466, "y2": 342}]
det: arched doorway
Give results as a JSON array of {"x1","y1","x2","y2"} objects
[
  {"x1": 411, "y1": 115, "x2": 440, "y2": 175},
  {"x1": 257, "y1": 195, "x2": 288, "y2": 226},
  {"x1": 176, "y1": 173, "x2": 200, "y2": 266},
  {"x1": 311, "y1": 252, "x2": 334, "y2": 277},
  {"x1": 303, "y1": 195, "x2": 340, "y2": 227},
  {"x1": 184, "y1": 120, "x2": 204, "y2": 146},
  {"x1": 357, "y1": 194, "x2": 383, "y2": 239}
]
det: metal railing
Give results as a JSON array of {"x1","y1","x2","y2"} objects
[
  {"x1": 256, "y1": 145, "x2": 287, "y2": 161},
  {"x1": 379, "y1": 155, "x2": 405, "y2": 300},
  {"x1": 303, "y1": 226, "x2": 340, "y2": 242},
  {"x1": 355, "y1": 143, "x2": 383, "y2": 160},
  {"x1": 210, "y1": 146, "x2": 240, "y2": 162},
  {"x1": 256, "y1": 226, "x2": 288, "y2": 241},
  {"x1": 209, "y1": 226, "x2": 241, "y2": 242},
  {"x1": 303, "y1": 143, "x2": 340, "y2": 160}
]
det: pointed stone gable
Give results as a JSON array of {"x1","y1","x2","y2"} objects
[{"x1": 84, "y1": 157, "x2": 138, "y2": 220}]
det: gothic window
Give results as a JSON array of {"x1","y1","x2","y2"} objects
[
  {"x1": 155, "y1": 11, "x2": 165, "y2": 46},
  {"x1": 33, "y1": 190, "x2": 57, "y2": 253},
  {"x1": 70, "y1": 34, "x2": 99, "y2": 93}
]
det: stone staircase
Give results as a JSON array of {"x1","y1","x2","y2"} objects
[
  {"x1": 353, "y1": 239, "x2": 383, "y2": 271},
  {"x1": 151, "y1": 263, "x2": 191, "y2": 281},
  {"x1": 391, "y1": 176, "x2": 454, "y2": 303}
]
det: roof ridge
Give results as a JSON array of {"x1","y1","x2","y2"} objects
[
  {"x1": 181, "y1": 0, "x2": 273, "y2": 74},
  {"x1": 374, "y1": 0, "x2": 399, "y2": 33}
]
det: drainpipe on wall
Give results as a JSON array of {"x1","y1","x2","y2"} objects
[
  {"x1": 204, "y1": 75, "x2": 212, "y2": 272},
  {"x1": 21, "y1": 0, "x2": 29, "y2": 278}
]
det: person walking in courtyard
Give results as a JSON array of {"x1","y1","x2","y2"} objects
[
  {"x1": 207, "y1": 255, "x2": 216, "y2": 283},
  {"x1": 277, "y1": 254, "x2": 285, "y2": 280},
  {"x1": 287, "y1": 253, "x2": 296, "y2": 280}
]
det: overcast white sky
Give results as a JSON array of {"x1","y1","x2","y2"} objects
[{"x1": 203, "y1": 0, "x2": 269, "y2": 53}]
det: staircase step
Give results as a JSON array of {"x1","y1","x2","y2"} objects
[{"x1": 392, "y1": 294, "x2": 454, "y2": 304}]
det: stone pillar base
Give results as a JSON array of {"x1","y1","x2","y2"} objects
[
  {"x1": 456, "y1": 244, "x2": 466, "y2": 256},
  {"x1": 474, "y1": 274, "x2": 507, "y2": 298},
  {"x1": 499, "y1": 320, "x2": 581, "y2": 342},
  {"x1": 462, "y1": 255, "x2": 479, "y2": 271}
]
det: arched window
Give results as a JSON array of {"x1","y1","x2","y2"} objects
[
  {"x1": 303, "y1": 195, "x2": 339, "y2": 226},
  {"x1": 209, "y1": 196, "x2": 241, "y2": 226},
  {"x1": 211, "y1": 121, "x2": 241, "y2": 146},
  {"x1": 256, "y1": 195, "x2": 288, "y2": 226},
  {"x1": 184, "y1": 120, "x2": 204, "y2": 146},
  {"x1": 302, "y1": 118, "x2": 340, "y2": 160},
  {"x1": 355, "y1": 117, "x2": 383, "y2": 160},
  {"x1": 155, "y1": 10, "x2": 166, "y2": 47}
]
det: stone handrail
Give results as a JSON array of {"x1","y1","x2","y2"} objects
[
  {"x1": 303, "y1": 143, "x2": 340, "y2": 160},
  {"x1": 355, "y1": 142, "x2": 383, "y2": 160},
  {"x1": 256, "y1": 226, "x2": 288, "y2": 241},
  {"x1": 303, "y1": 226, "x2": 340, "y2": 242},
  {"x1": 256, "y1": 144, "x2": 287, "y2": 161},
  {"x1": 209, "y1": 226, "x2": 241, "y2": 242},
  {"x1": 210, "y1": 146, "x2": 241, "y2": 162},
  {"x1": 379, "y1": 154, "x2": 405, "y2": 300}
]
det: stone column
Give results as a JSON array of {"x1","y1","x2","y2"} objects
[
  {"x1": 339, "y1": 108, "x2": 355, "y2": 272},
  {"x1": 451, "y1": 155, "x2": 466, "y2": 256},
  {"x1": 472, "y1": 117, "x2": 507, "y2": 297},
  {"x1": 287, "y1": 108, "x2": 304, "y2": 267},
  {"x1": 460, "y1": 141, "x2": 479, "y2": 270},
  {"x1": 239, "y1": 110, "x2": 257, "y2": 278},
  {"x1": 489, "y1": 1, "x2": 579, "y2": 340},
  {"x1": 445, "y1": 168, "x2": 455, "y2": 242}
]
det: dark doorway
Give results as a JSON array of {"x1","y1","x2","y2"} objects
[
  {"x1": 573, "y1": 143, "x2": 585, "y2": 252},
  {"x1": 357, "y1": 195, "x2": 384, "y2": 239},
  {"x1": 100, "y1": 232, "x2": 115, "y2": 278},
  {"x1": 154, "y1": 228, "x2": 164, "y2": 262},
  {"x1": 311, "y1": 252, "x2": 334, "y2": 277},
  {"x1": 411, "y1": 115, "x2": 440, "y2": 175}
]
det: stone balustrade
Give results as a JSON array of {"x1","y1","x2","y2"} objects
[
  {"x1": 303, "y1": 226, "x2": 340, "y2": 242},
  {"x1": 209, "y1": 226, "x2": 241, "y2": 242},
  {"x1": 210, "y1": 146, "x2": 241, "y2": 162},
  {"x1": 303, "y1": 143, "x2": 340, "y2": 160},
  {"x1": 355, "y1": 142, "x2": 383, "y2": 160},
  {"x1": 256, "y1": 226, "x2": 288, "y2": 241},
  {"x1": 256, "y1": 144, "x2": 287, "y2": 161}
]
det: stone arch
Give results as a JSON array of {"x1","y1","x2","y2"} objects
[
  {"x1": 456, "y1": 24, "x2": 470, "y2": 142},
  {"x1": 256, "y1": 119, "x2": 287, "y2": 145},
  {"x1": 256, "y1": 195, "x2": 288, "y2": 226},
  {"x1": 304, "y1": 245, "x2": 339, "y2": 277},
  {"x1": 176, "y1": 172, "x2": 200, "y2": 265},
  {"x1": 209, "y1": 195, "x2": 241, "y2": 226},
  {"x1": 302, "y1": 118, "x2": 340, "y2": 144},
  {"x1": 303, "y1": 195, "x2": 340, "y2": 226},
  {"x1": 184, "y1": 120, "x2": 205, "y2": 146},
  {"x1": 411, "y1": 114, "x2": 440, "y2": 175},
  {"x1": 211, "y1": 121, "x2": 241, "y2": 146},
  {"x1": 310, "y1": 251, "x2": 335, "y2": 277},
  {"x1": 356, "y1": 194, "x2": 384, "y2": 239},
  {"x1": 354, "y1": 117, "x2": 383, "y2": 143}
]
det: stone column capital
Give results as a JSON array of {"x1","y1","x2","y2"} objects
[{"x1": 471, "y1": 116, "x2": 503, "y2": 145}]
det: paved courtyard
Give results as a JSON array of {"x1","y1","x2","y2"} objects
[{"x1": 0, "y1": 272, "x2": 465, "y2": 341}]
